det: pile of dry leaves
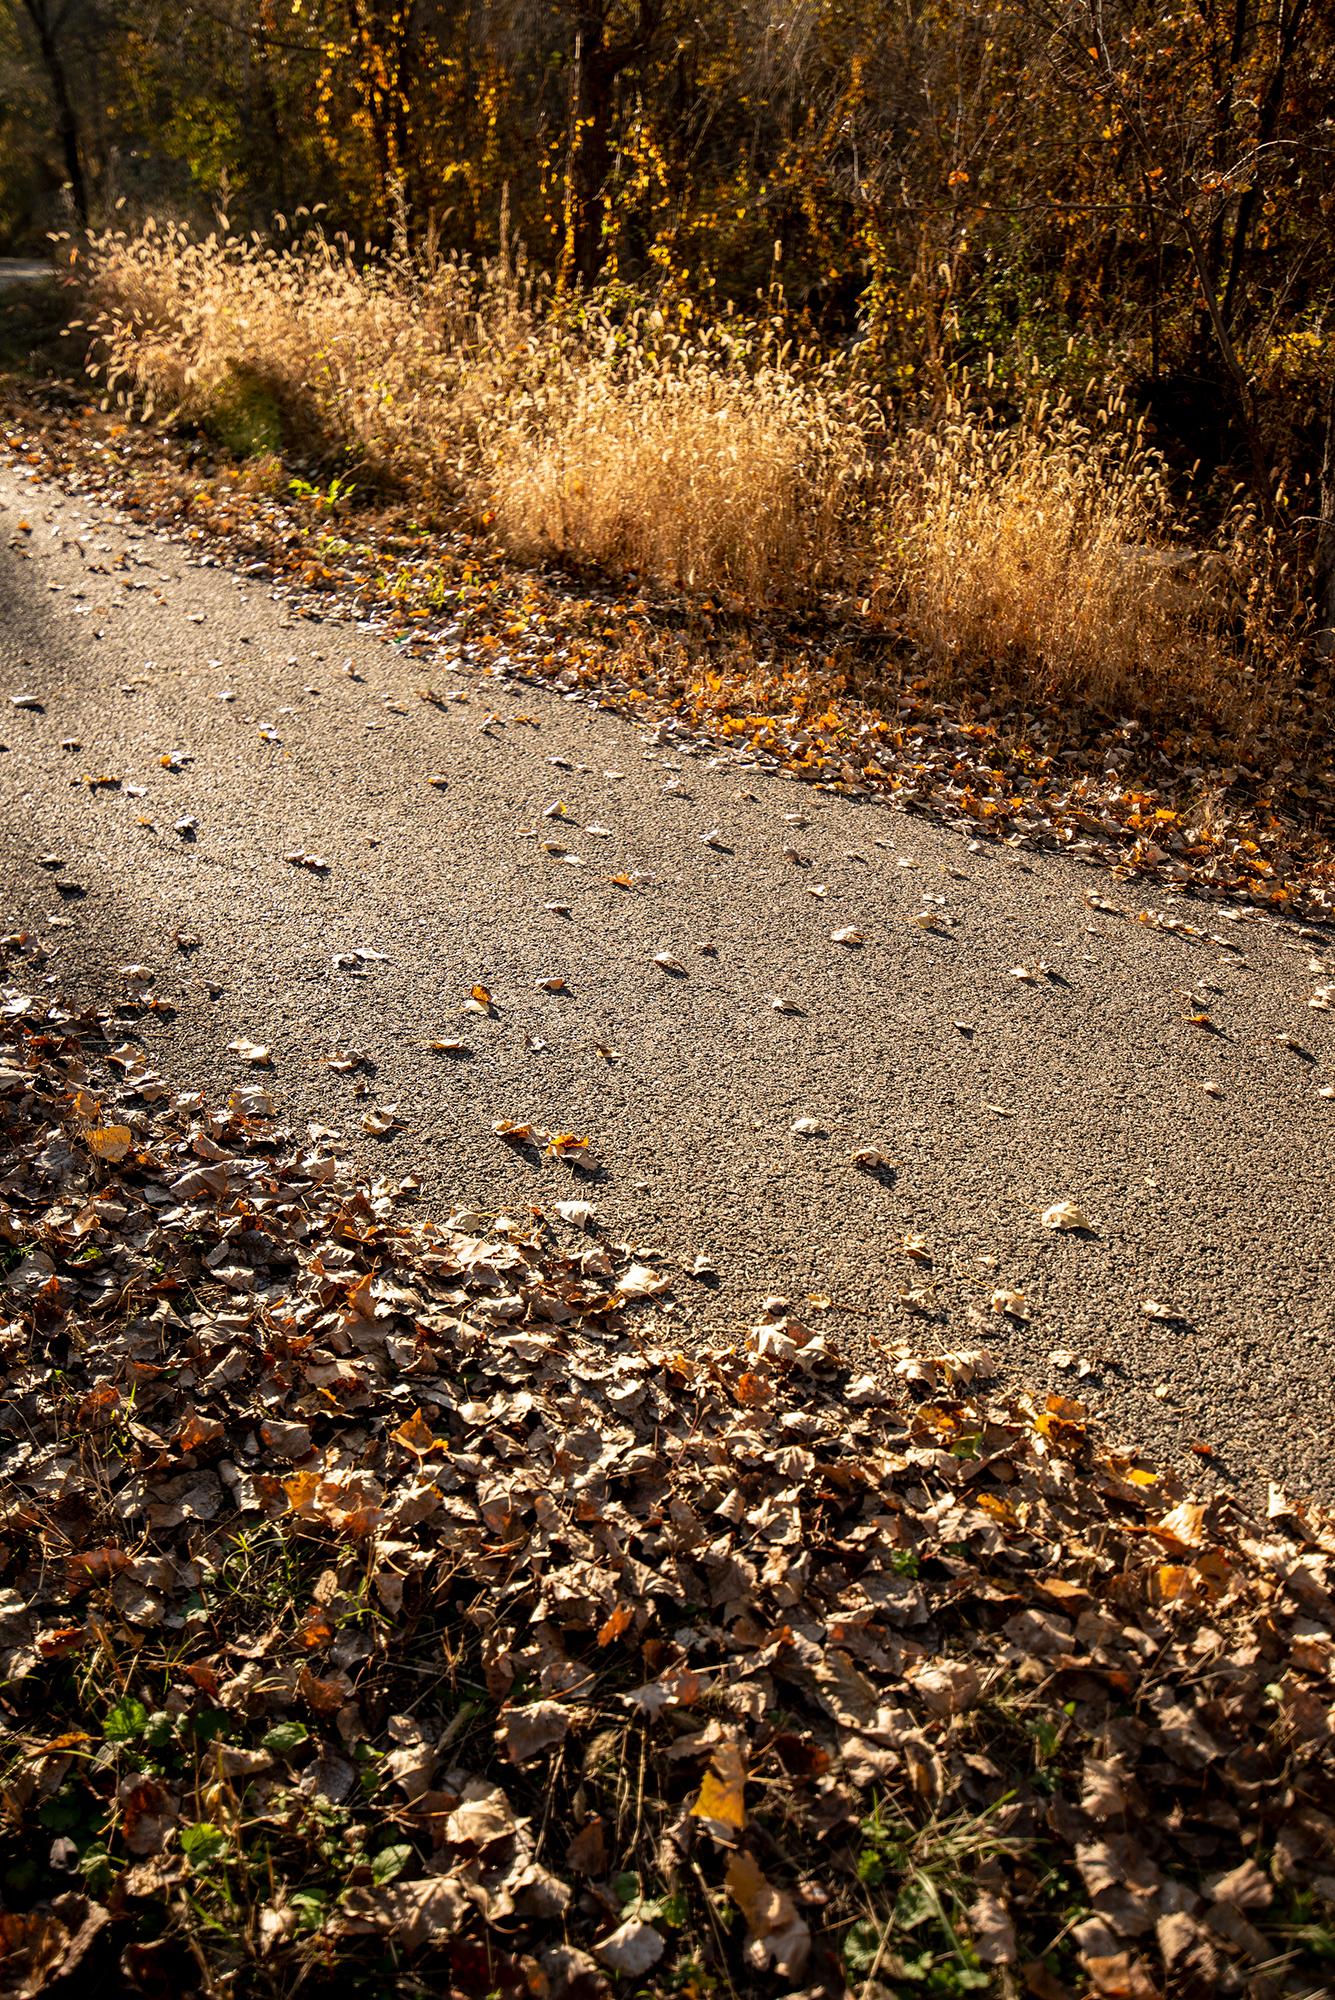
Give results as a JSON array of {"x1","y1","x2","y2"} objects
[{"x1": 2, "y1": 930, "x2": 1334, "y2": 1999}]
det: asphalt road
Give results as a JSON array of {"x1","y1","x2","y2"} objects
[{"x1": 2, "y1": 461, "x2": 1332, "y2": 1498}]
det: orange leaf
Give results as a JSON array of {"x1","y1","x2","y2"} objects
[
  {"x1": 597, "y1": 1603, "x2": 634, "y2": 1647},
  {"x1": 392, "y1": 1408, "x2": 441, "y2": 1457},
  {"x1": 545, "y1": 1131, "x2": 590, "y2": 1158},
  {"x1": 283, "y1": 1470, "x2": 322, "y2": 1513}
]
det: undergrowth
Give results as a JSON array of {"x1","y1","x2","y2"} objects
[{"x1": 68, "y1": 220, "x2": 1310, "y2": 747}]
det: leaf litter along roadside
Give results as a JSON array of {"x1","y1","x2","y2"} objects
[
  {"x1": 1, "y1": 940, "x2": 1334, "y2": 1999},
  {"x1": 1, "y1": 387, "x2": 1334, "y2": 923}
]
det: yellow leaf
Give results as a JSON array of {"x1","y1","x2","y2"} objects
[
  {"x1": 725, "y1": 1849, "x2": 772, "y2": 1928},
  {"x1": 690, "y1": 1741, "x2": 746, "y2": 1838},
  {"x1": 89, "y1": 1125, "x2": 133, "y2": 1162}
]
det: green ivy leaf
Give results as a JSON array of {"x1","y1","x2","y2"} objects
[
  {"x1": 371, "y1": 1844, "x2": 412, "y2": 1886},
  {"x1": 842, "y1": 1919, "x2": 884, "y2": 1974},
  {"x1": 180, "y1": 1822, "x2": 228, "y2": 1865},
  {"x1": 262, "y1": 1720, "x2": 310, "y2": 1755},
  {"x1": 103, "y1": 1697, "x2": 148, "y2": 1741}
]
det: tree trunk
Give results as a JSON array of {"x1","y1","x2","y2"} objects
[
  {"x1": 570, "y1": 8, "x2": 615, "y2": 287},
  {"x1": 23, "y1": 0, "x2": 89, "y2": 224},
  {"x1": 567, "y1": 0, "x2": 659, "y2": 287},
  {"x1": 1314, "y1": 378, "x2": 1335, "y2": 661}
]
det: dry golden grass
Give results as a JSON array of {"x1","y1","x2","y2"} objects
[
  {"x1": 73, "y1": 221, "x2": 1299, "y2": 735},
  {"x1": 485, "y1": 345, "x2": 871, "y2": 599},
  {"x1": 875, "y1": 397, "x2": 1245, "y2": 718},
  {"x1": 75, "y1": 220, "x2": 871, "y2": 604}
]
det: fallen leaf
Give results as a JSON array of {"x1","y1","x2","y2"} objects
[
  {"x1": 691, "y1": 1740, "x2": 747, "y2": 1840},
  {"x1": 596, "y1": 1917, "x2": 665, "y2": 1975},
  {"x1": 362, "y1": 1104, "x2": 401, "y2": 1135},
  {"x1": 969, "y1": 1890, "x2": 1018, "y2": 1965},
  {"x1": 545, "y1": 1131, "x2": 590, "y2": 1160},
  {"x1": 618, "y1": 1262, "x2": 670, "y2": 1299},
  {"x1": 227, "y1": 1039, "x2": 271, "y2": 1067},
  {"x1": 88, "y1": 1125, "x2": 133, "y2": 1162},
  {"x1": 555, "y1": 1199, "x2": 595, "y2": 1227},
  {"x1": 726, "y1": 1850, "x2": 811, "y2": 1979},
  {"x1": 1042, "y1": 1199, "x2": 1093, "y2": 1232}
]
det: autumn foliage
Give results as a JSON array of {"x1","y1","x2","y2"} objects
[{"x1": 3, "y1": 947, "x2": 1335, "y2": 1995}]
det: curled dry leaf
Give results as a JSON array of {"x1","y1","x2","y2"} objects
[
  {"x1": 969, "y1": 1891, "x2": 1018, "y2": 1966},
  {"x1": 830, "y1": 926, "x2": 863, "y2": 946},
  {"x1": 227, "y1": 1039, "x2": 271, "y2": 1067},
  {"x1": 726, "y1": 1850, "x2": 811, "y2": 1980},
  {"x1": 595, "y1": 1918, "x2": 665, "y2": 1976},
  {"x1": 362, "y1": 1105, "x2": 401, "y2": 1135},
  {"x1": 617, "y1": 1262, "x2": 669, "y2": 1299},
  {"x1": 545, "y1": 1130, "x2": 590, "y2": 1160},
  {"x1": 554, "y1": 1199, "x2": 594, "y2": 1228},
  {"x1": 1042, "y1": 1199, "x2": 1093, "y2": 1232}
]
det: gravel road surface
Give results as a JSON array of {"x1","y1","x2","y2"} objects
[{"x1": 1, "y1": 462, "x2": 1331, "y2": 1497}]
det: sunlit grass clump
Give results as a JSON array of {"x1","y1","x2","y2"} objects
[{"x1": 76, "y1": 219, "x2": 1295, "y2": 737}]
